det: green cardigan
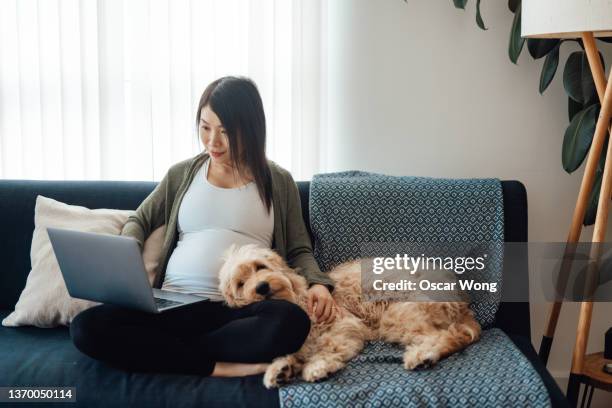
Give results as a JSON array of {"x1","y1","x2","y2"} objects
[{"x1": 120, "y1": 152, "x2": 334, "y2": 291}]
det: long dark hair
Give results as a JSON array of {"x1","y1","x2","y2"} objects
[{"x1": 195, "y1": 76, "x2": 273, "y2": 214}]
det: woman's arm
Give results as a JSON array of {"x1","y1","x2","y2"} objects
[
  {"x1": 120, "y1": 172, "x2": 169, "y2": 249},
  {"x1": 283, "y1": 172, "x2": 335, "y2": 292},
  {"x1": 283, "y1": 171, "x2": 338, "y2": 323}
]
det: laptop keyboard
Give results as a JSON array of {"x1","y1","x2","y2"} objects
[{"x1": 154, "y1": 297, "x2": 184, "y2": 310}]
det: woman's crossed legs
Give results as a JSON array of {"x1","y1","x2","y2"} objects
[{"x1": 69, "y1": 299, "x2": 310, "y2": 377}]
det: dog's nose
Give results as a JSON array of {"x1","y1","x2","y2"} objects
[{"x1": 255, "y1": 281, "x2": 270, "y2": 296}]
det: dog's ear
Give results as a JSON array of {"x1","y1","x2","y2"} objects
[
  {"x1": 221, "y1": 243, "x2": 238, "y2": 261},
  {"x1": 261, "y1": 250, "x2": 307, "y2": 293},
  {"x1": 218, "y1": 265, "x2": 238, "y2": 306},
  {"x1": 263, "y1": 249, "x2": 291, "y2": 272},
  {"x1": 286, "y1": 269, "x2": 308, "y2": 294}
]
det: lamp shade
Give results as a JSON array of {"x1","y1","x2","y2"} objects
[{"x1": 522, "y1": 0, "x2": 612, "y2": 39}]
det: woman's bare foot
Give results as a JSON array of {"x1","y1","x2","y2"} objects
[{"x1": 211, "y1": 362, "x2": 269, "y2": 377}]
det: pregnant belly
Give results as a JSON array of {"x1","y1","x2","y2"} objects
[{"x1": 163, "y1": 230, "x2": 266, "y2": 299}]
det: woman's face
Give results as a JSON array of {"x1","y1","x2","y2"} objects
[{"x1": 199, "y1": 105, "x2": 232, "y2": 166}]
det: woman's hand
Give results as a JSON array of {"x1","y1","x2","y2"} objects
[{"x1": 307, "y1": 284, "x2": 337, "y2": 324}]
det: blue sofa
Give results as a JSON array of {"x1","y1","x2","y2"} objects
[{"x1": 0, "y1": 179, "x2": 569, "y2": 407}]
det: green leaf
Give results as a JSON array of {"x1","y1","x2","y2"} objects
[
  {"x1": 476, "y1": 0, "x2": 487, "y2": 30},
  {"x1": 508, "y1": 4, "x2": 524, "y2": 64},
  {"x1": 562, "y1": 104, "x2": 600, "y2": 173},
  {"x1": 539, "y1": 43, "x2": 559, "y2": 94},
  {"x1": 563, "y1": 51, "x2": 599, "y2": 104},
  {"x1": 453, "y1": 0, "x2": 468, "y2": 9},
  {"x1": 569, "y1": 98, "x2": 598, "y2": 121},
  {"x1": 584, "y1": 139, "x2": 607, "y2": 226},
  {"x1": 568, "y1": 97, "x2": 584, "y2": 121},
  {"x1": 508, "y1": 0, "x2": 519, "y2": 12},
  {"x1": 528, "y1": 38, "x2": 559, "y2": 59}
]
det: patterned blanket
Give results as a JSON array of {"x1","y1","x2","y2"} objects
[
  {"x1": 277, "y1": 171, "x2": 550, "y2": 407},
  {"x1": 309, "y1": 171, "x2": 504, "y2": 327},
  {"x1": 279, "y1": 329, "x2": 551, "y2": 408}
]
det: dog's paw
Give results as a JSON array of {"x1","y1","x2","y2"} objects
[
  {"x1": 263, "y1": 359, "x2": 293, "y2": 389},
  {"x1": 403, "y1": 349, "x2": 440, "y2": 370},
  {"x1": 302, "y1": 360, "x2": 332, "y2": 382}
]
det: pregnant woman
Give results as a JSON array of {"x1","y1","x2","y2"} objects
[{"x1": 70, "y1": 76, "x2": 336, "y2": 377}]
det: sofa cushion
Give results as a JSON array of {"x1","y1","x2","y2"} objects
[
  {"x1": 0, "y1": 310, "x2": 278, "y2": 408},
  {"x1": 2, "y1": 196, "x2": 130, "y2": 328},
  {"x1": 507, "y1": 335, "x2": 571, "y2": 408},
  {"x1": 0, "y1": 180, "x2": 158, "y2": 311},
  {"x1": 279, "y1": 329, "x2": 551, "y2": 408},
  {"x1": 2, "y1": 196, "x2": 165, "y2": 328}
]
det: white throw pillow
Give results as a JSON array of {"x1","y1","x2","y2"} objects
[{"x1": 1, "y1": 195, "x2": 165, "y2": 328}]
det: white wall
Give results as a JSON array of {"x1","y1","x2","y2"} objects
[{"x1": 324, "y1": 0, "x2": 612, "y2": 405}]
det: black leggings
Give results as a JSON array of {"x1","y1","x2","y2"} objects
[{"x1": 69, "y1": 299, "x2": 310, "y2": 376}]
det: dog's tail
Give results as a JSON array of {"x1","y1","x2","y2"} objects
[
  {"x1": 449, "y1": 315, "x2": 481, "y2": 345},
  {"x1": 425, "y1": 316, "x2": 481, "y2": 364}
]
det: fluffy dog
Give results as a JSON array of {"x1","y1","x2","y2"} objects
[{"x1": 218, "y1": 244, "x2": 481, "y2": 388}]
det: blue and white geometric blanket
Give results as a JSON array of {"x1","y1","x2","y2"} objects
[
  {"x1": 279, "y1": 329, "x2": 551, "y2": 408},
  {"x1": 278, "y1": 172, "x2": 550, "y2": 407},
  {"x1": 309, "y1": 171, "x2": 505, "y2": 327}
]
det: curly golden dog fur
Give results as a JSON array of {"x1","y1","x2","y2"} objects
[{"x1": 218, "y1": 244, "x2": 481, "y2": 388}]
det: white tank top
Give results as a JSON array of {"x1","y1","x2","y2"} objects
[{"x1": 162, "y1": 158, "x2": 274, "y2": 301}]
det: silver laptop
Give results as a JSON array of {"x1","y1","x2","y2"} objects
[{"x1": 47, "y1": 227, "x2": 208, "y2": 313}]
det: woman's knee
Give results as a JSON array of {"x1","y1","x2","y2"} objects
[
  {"x1": 69, "y1": 304, "x2": 121, "y2": 355},
  {"x1": 255, "y1": 300, "x2": 311, "y2": 356}
]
